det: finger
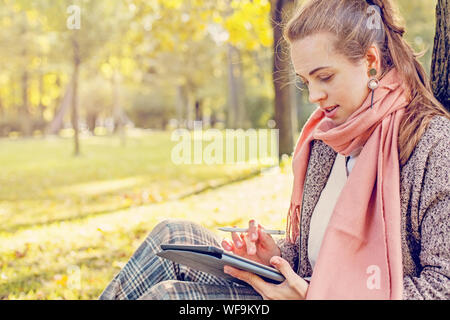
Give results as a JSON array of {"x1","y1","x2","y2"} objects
[
  {"x1": 270, "y1": 256, "x2": 302, "y2": 286},
  {"x1": 224, "y1": 266, "x2": 270, "y2": 297},
  {"x1": 221, "y1": 239, "x2": 234, "y2": 252},
  {"x1": 257, "y1": 224, "x2": 274, "y2": 245},
  {"x1": 248, "y1": 219, "x2": 258, "y2": 241},
  {"x1": 231, "y1": 231, "x2": 244, "y2": 249},
  {"x1": 245, "y1": 220, "x2": 258, "y2": 255},
  {"x1": 244, "y1": 233, "x2": 256, "y2": 255}
]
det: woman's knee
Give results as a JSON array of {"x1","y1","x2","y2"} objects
[
  {"x1": 153, "y1": 219, "x2": 193, "y2": 231},
  {"x1": 152, "y1": 219, "x2": 193, "y2": 237},
  {"x1": 144, "y1": 219, "x2": 220, "y2": 255},
  {"x1": 150, "y1": 219, "x2": 207, "y2": 243}
]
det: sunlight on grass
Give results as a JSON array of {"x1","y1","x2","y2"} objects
[
  {"x1": 0, "y1": 132, "x2": 286, "y2": 299},
  {"x1": 60, "y1": 176, "x2": 146, "y2": 196},
  {"x1": 0, "y1": 132, "x2": 273, "y2": 233},
  {"x1": 0, "y1": 167, "x2": 292, "y2": 299}
]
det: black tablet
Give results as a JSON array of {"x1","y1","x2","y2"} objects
[{"x1": 157, "y1": 244, "x2": 285, "y2": 285}]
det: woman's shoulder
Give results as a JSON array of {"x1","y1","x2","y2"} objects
[
  {"x1": 400, "y1": 115, "x2": 449, "y2": 175},
  {"x1": 423, "y1": 115, "x2": 450, "y2": 140},
  {"x1": 412, "y1": 115, "x2": 450, "y2": 156}
]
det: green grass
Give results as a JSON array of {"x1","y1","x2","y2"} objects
[
  {"x1": 0, "y1": 130, "x2": 275, "y2": 234},
  {"x1": 0, "y1": 129, "x2": 282, "y2": 299}
]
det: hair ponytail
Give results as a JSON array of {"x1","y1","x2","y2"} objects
[{"x1": 285, "y1": 0, "x2": 450, "y2": 165}]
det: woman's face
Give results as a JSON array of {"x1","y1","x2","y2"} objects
[{"x1": 291, "y1": 32, "x2": 371, "y2": 126}]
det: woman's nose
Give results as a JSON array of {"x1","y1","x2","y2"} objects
[{"x1": 308, "y1": 86, "x2": 327, "y2": 104}]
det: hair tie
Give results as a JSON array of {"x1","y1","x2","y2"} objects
[{"x1": 366, "y1": 0, "x2": 384, "y2": 10}]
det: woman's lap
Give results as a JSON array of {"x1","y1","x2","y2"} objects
[
  {"x1": 139, "y1": 280, "x2": 262, "y2": 300},
  {"x1": 99, "y1": 219, "x2": 262, "y2": 300}
]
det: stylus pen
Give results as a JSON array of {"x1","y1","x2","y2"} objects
[{"x1": 218, "y1": 227, "x2": 285, "y2": 235}]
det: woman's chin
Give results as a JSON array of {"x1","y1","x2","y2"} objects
[{"x1": 330, "y1": 116, "x2": 347, "y2": 127}]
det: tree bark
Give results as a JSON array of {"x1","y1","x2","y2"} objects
[
  {"x1": 71, "y1": 38, "x2": 81, "y2": 156},
  {"x1": 19, "y1": 16, "x2": 32, "y2": 137},
  {"x1": 86, "y1": 112, "x2": 97, "y2": 133},
  {"x1": 0, "y1": 95, "x2": 3, "y2": 117},
  {"x1": 38, "y1": 71, "x2": 45, "y2": 121},
  {"x1": 227, "y1": 44, "x2": 240, "y2": 129},
  {"x1": 112, "y1": 70, "x2": 126, "y2": 146},
  {"x1": 176, "y1": 85, "x2": 186, "y2": 128},
  {"x1": 271, "y1": 0, "x2": 295, "y2": 158},
  {"x1": 47, "y1": 78, "x2": 72, "y2": 135},
  {"x1": 20, "y1": 69, "x2": 32, "y2": 137},
  {"x1": 431, "y1": 0, "x2": 449, "y2": 111},
  {"x1": 195, "y1": 99, "x2": 203, "y2": 122}
]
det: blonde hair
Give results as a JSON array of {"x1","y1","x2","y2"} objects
[{"x1": 285, "y1": 0, "x2": 450, "y2": 165}]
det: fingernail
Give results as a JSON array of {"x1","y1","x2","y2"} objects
[
  {"x1": 251, "y1": 233, "x2": 257, "y2": 240},
  {"x1": 236, "y1": 241, "x2": 242, "y2": 248}
]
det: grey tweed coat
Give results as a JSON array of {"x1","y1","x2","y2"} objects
[{"x1": 278, "y1": 115, "x2": 450, "y2": 300}]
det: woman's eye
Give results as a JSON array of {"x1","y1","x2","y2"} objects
[{"x1": 319, "y1": 75, "x2": 333, "y2": 82}]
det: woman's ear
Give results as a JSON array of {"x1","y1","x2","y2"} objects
[{"x1": 365, "y1": 44, "x2": 381, "y2": 76}]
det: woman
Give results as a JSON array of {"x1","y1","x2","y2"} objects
[{"x1": 99, "y1": 0, "x2": 449, "y2": 300}]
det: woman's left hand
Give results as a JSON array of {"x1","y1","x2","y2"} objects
[{"x1": 224, "y1": 256, "x2": 309, "y2": 300}]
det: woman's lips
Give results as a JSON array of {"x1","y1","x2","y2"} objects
[{"x1": 323, "y1": 105, "x2": 339, "y2": 118}]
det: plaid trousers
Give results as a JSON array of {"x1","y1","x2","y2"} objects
[{"x1": 98, "y1": 219, "x2": 263, "y2": 300}]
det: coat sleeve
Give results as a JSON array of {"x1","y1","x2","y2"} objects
[
  {"x1": 276, "y1": 236, "x2": 300, "y2": 273},
  {"x1": 403, "y1": 133, "x2": 450, "y2": 300}
]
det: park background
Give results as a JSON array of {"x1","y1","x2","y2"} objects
[{"x1": 0, "y1": 0, "x2": 447, "y2": 299}]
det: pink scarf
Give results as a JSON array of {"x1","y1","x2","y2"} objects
[{"x1": 286, "y1": 69, "x2": 409, "y2": 299}]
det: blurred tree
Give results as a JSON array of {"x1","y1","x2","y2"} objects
[
  {"x1": 0, "y1": 1, "x2": 43, "y2": 136},
  {"x1": 92, "y1": 1, "x2": 138, "y2": 144},
  {"x1": 128, "y1": 0, "x2": 227, "y2": 129},
  {"x1": 397, "y1": 0, "x2": 437, "y2": 74},
  {"x1": 222, "y1": 0, "x2": 273, "y2": 129},
  {"x1": 80, "y1": 75, "x2": 113, "y2": 133},
  {"x1": 431, "y1": 0, "x2": 449, "y2": 110},
  {"x1": 226, "y1": 43, "x2": 245, "y2": 129},
  {"x1": 34, "y1": 0, "x2": 126, "y2": 155},
  {"x1": 271, "y1": 0, "x2": 295, "y2": 158}
]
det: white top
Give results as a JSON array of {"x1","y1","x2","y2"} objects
[{"x1": 305, "y1": 151, "x2": 360, "y2": 280}]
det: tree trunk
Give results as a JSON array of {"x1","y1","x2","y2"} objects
[
  {"x1": 195, "y1": 99, "x2": 203, "y2": 122},
  {"x1": 19, "y1": 18, "x2": 32, "y2": 137},
  {"x1": 71, "y1": 38, "x2": 81, "y2": 156},
  {"x1": 236, "y1": 49, "x2": 247, "y2": 128},
  {"x1": 210, "y1": 111, "x2": 217, "y2": 128},
  {"x1": 0, "y1": 95, "x2": 4, "y2": 123},
  {"x1": 48, "y1": 78, "x2": 73, "y2": 135},
  {"x1": 227, "y1": 44, "x2": 240, "y2": 129},
  {"x1": 271, "y1": 0, "x2": 295, "y2": 158},
  {"x1": 38, "y1": 71, "x2": 45, "y2": 120},
  {"x1": 86, "y1": 112, "x2": 97, "y2": 133},
  {"x1": 186, "y1": 90, "x2": 194, "y2": 130},
  {"x1": 20, "y1": 69, "x2": 32, "y2": 136},
  {"x1": 112, "y1": 70, "x2": 126, "y2": 146},
  {"x1": 431, "y1": 0, "x2": 449, "y2": 111},
  {"x1": 176, "y1": 85, "x2": 186, "y2": 128}
]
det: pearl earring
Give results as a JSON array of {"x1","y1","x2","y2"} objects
[{"x1": 368, "y1": 68, "x2": 378, "y2": 109}]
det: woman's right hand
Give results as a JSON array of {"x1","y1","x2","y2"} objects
[{"x1": 221, "y1": 219, "x2": 281, "y2": 267}]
